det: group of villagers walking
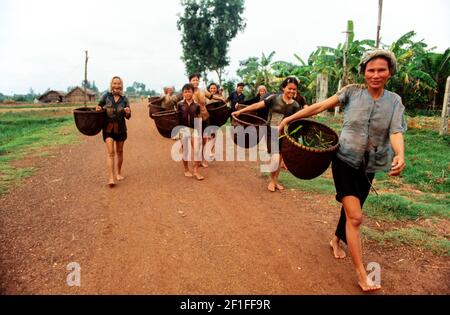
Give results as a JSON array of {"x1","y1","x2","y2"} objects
[{"x1": 95, "y1": 49, "x2": 406, "y2": 292}]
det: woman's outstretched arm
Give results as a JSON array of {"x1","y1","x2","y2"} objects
[
  {"x1": 232, "y1": 100, "x2": 266, "y2": 116},
  {"x1": 278, "y1": 95, "x2": 340, "y2": 133}
]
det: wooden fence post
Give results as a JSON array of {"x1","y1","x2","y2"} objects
[
  {"x1": 335, "y1": 79, "x2": 342, "y2": 116},
  {"x1": 439, "y1": 76, "x2": 450, "y2": 136},
  {"x1": 84, "y1": 50, "x2": 88, "y2": 107},
  {"x1": 316, "y1": 74, "x2": 328, "y2": 116}
]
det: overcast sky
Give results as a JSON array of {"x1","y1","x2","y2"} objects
[{"x1": 0, "y1": 0, "x2": 449, "y2": 95}]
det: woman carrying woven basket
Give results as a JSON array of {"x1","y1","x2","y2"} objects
[
  {"x1": 232, "y1": 77, "x2": 302, "y2": 192},
  {"x1": 278, "y1": 49, "x2": 406, "y2": 292},
  {"x1": 205, "y1": 82, "x2": 227, "y2": 160},
  {"x1": 95, "y1": 76, "x2": 131, "y2": 187}
]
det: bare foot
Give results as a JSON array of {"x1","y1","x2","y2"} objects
[
  {"x1": 329, "y1": 239, "x2": 346, "y2": 259},
  {"x1": 108, "y1": 179, "x2": 116, "y2": 188},
  {"x1": 275, "y1": 183, "x2": 285, "y2": 190},
  {"x1": 267, "y1": 182, "x2": 276, "y2": 192},
  {"x1": 193, "y1": 173, "x2": 204, "y2": 181},
  {"x1": 184, "y1": 171, "x2": 193, "y2": 177},
  {"x1": 358, "y1": 276, "x2": 381, "y2": 292},
  {"x1": 117, "y1": 174, "x2": 125, "y2": 181},
  {"x1": 201, "y1": 161, "x2": 209, "y2": 168}
]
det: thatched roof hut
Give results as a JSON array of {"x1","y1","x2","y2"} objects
[
  {"x1": 65, "y1": 87, "x2": 97, "y2": 103},
  {"x1": 38, "y1": 90, "x2": 66, "y2": 103}
]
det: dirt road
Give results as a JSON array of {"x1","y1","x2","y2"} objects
[{"x1": 1, "y1": 101, "x2": 448, "y2": 294}]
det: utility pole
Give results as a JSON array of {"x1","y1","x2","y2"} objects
[
  {"x1": 376, "y1": 0, "x2": 383, "y2": 48},
  {"x1": 84, "y1": 50, "x2": 88, "y2": 106},
  {"x1": 336, "y1": 21, "x2": 353, "y2": 116},
  {"x1": 342, "y1": 21, "x2": 352, "y2": 87}
]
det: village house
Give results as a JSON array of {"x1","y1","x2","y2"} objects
[
  {"x1": 65, "y1": 86, "x2": 97, "y2": 103},
  {"x1": 38, "y1": 90, "x2": 66, "y2": 103}
]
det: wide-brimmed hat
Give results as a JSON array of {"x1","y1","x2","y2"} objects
[{"x1": 359, "y1": 49, "x2": 397, "y2": 75}]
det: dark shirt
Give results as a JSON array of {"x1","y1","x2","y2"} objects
[
  {"x1": 263, "y1": 94, "x2": 301, "y2": 125},
  {"x1": 98, "y1": 92, "x2": 130, "y2": 133},
  {"x1": 227, "y1": 91, "x2": 245, "y2": 112},
  {"x1": 177, "y1": 100, "x2": 200, "y2": 128},
  {"x1": 243, "y1": 92, "x2": 273, "y2": 120}
]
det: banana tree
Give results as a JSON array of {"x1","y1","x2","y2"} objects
[
  {"x1": 236, "y1": 51, "x2": 278, "y2": 95},
  {"x1": 271, "y1": 55, "x2": 314, "y2": 102},
  {"x1": 386, "y1": 31, "x2": 438, "y2": 107},
  {"x1": 423, "y1": 48, "x2": 450, "y2": 109}
]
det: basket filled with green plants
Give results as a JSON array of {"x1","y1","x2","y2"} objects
[{"x1": 280, "y1": 119, "x2": 339, "y2": 179}]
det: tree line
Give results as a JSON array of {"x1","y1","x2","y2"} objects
[
  {"x1": 237, "y1": 30, "x2": 449, "y2": 110},
  {"x1": 1, "y1": 81, "x2": 158, "y2": 103},
  {"x1": 177, "y1": 0, "x2": 449, "y2": 110}
]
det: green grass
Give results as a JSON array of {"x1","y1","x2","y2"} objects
[
  {"x1": 0, "y1": 110, "x2": 78, "y2": 193},
  {"x1": 362, "y1": 226, "x2": 450, "y2": 256},
  {"x1": 0, "y1": 163, "x2": 35, "y2": 194},
  {"x1": 0, "y1": 103, "x2": 89, "y2": 110},
  {"x1": 401, "y1": 129, "x2": 449, "y2": 193},
  {"x1": 364, "y1": 194, "x2": 450, "y2": 221},
  {"x1": 279, "y1": 171, "x2": 335, "y2": 194},
  {"x1": 311, "y1": 115, "x2": 343, "y2": 132},
  {"x1": 405, "y1": 109, "x2": 442, "y2": 117}
]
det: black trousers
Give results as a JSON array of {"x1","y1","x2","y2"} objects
[{"x1": 331, "y1": 156, "x2": 375, "y2": 244}]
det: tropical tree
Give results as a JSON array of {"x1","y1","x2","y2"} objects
[
  {"x1": 385, "y1": 31, "x2": 438, "y2": 108},
  {"x1": 233, "y1": 28, "x2": 448, "y2": 109},
  {"x1": 271, "y1": 54, "x2": 314, "y2": 102},
  {"x1": 177, "y1": 0, "x2": 246, "y2": 85},
  {"x1": 237, "y1": 51, "x2": 279, "y2": 95},
  {"x1": 423, "y1": 48, "x2": 450, "y2": 109}
]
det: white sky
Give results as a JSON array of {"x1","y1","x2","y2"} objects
[{"x1": 0, "y1": 0, "x2": 449, "y2": 95}]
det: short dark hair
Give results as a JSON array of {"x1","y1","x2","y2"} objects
[
  {"x1": 189, "y1": 73, "x2": 201, "y2": 81},
  {"x1": 236, "y1": 82, "x2": 245, "y2": 88},
  {"x1": 182, "y1": 83, "x2": 194, "y2": 92},
  {"x1": 281, "y1": 77, "x2": 299, "y2": 88}
]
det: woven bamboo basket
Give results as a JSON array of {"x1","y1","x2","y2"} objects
[
  {"x1": 73, "y1": 107, "x2": 106, "y2": 136},
  {"x1": 231, "y1": 113, "x2": 267, "y2": 148},
  {"x1": 281, "y1": 119, "x2": 339, "y2": 179},
  {"x1": 148, "y1": 97, "x2": 166, "y2": 119},
  {"x1": 152, "y1": 110, "x2": 180, "y2": 138},
  {"x1": 206, "y1": 101, "x2": 230, "y2": 127}
]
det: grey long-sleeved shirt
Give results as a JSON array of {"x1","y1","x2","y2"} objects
[{"x1": 335, "y1": 84, "x2": 407, "y2": 172}]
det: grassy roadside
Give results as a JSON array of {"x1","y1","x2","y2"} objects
[
  {"x1": 0, "y1": 109, "x2": 79, "y2": 194},
  {"x1": 0, "y1": 103, "x2": 94, "y2": 110},
  {"x1": 279, "y1": 114, "x2": 450, "y2": 256}
]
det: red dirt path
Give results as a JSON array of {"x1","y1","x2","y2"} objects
[{"x1": 1, "y1": 101, "x2": 448, "y2": 294}]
